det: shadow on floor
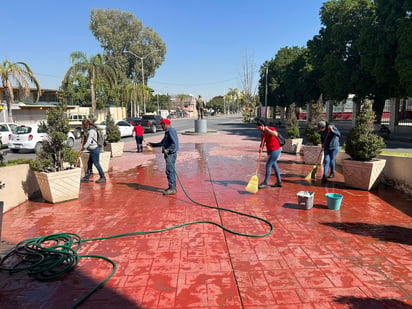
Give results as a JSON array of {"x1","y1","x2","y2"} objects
[
  {"x1": 321, "y1": 222, "x2": 412, "y2": 246},
  {"x1": 333, "y1": 296, "x2": 412, "y2": 309}
]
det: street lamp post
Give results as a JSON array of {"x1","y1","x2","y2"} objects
[{"x1": 123, "y1": 49, "x2": 159, "y2": 115}]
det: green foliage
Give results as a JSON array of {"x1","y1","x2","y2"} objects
[
  {"x1": 89, "y1": 8, "x2": 166, "y2": 84},
  {"x1": 3, "y1": 158, "x2": 33, "y2": 167},
  {"x1": 344, "y1": 100, "x2": 386, "y2": 161},
  {"x1": 285, "y1": 104, "x2": 300, "y2": 139},
  {"x1": 105, "y1": 111, "x2": 121, "y2": 143},
  {"x1": 30, "y1": 102, "x2": 78, "y2": 172},
  {"x1": 304, "y1": 96, "x2": 324, "y2": 145}
]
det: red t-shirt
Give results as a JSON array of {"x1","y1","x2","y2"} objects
[
  {"x1": 134, "y1": 125, "x2": 144, "y2": 136},
  {"x1": 261, "y1": 126, "x2": 281, "y2": 152}
]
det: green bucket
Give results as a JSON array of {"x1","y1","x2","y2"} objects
[{"x1": 325, "y1": 193, "x2": 343, "y2": 210}]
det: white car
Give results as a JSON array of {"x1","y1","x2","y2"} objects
[
  {"x1": 97, "y1": 120, "x2": 135, "y2": 138},
  {"x1": 0, "y1": 123, "x2": 19, "y2": 148},
  {"x1": 8, "y1": 124, "x2": 75, "y2": 153}
]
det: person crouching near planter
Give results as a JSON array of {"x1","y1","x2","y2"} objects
[
  {"x1": 81, "y1": 119, "x2": 106, "y2": 184},
  {"x1": 256, "y1": 120, "x2": 282, "y2": 189},
  {"x1": 318, "y1": 121, "x2": 341, "y2": 183}
]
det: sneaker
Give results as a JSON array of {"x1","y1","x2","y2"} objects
[
  {"x1": 81, "y1": 177, "x2": 90, "y2": 183},
  {"x1": 321, "y1": 176, "x2": 327, "y2": 183},
  {"x1": 163, "y1": 188, "x2": 177, "y2": 195},
  {"x1": 271, "y1": 183, "x2": 283, "y2": 187},
  {"x1": 258, "y1": 183, "x2": 268, "y2": 189},
  {"x1": 328, "y1": 173, "x2": 335, "y2": 178},
  {"x1": 95, "y1": 177, "x2": 106, "y2": 183}
]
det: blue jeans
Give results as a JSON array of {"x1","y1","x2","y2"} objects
[
  {"x1": 86, "y1": 147, "x2": 105, "y2": 178},
  {"x1": 165, "y1": 153, "x2": 177, "y2": 189},
  {"x1": 323, "y1": 147, "x2": 340, "y2": 177},
  {"x1": 264, "y1": 149, "x2": 282, "y2": 184}
]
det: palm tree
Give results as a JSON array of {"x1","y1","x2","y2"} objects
[
  {"x1": 63, "y1": 52, "x2": 117, "y2": 115},
  {"x1": 0, "y1": 60, "x2": 41, "y2": 121}
]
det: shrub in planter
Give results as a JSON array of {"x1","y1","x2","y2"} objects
[
  {"x1": 344, "y1": 100, "x2": 385, "y2": 161},
  {"x1": 30, "y1": 102, "x2": 81, "y2": 203},
  {"x1": 104, "y1": 111, "x2": 124, "y2": 157},
  {"x1": 302, "y1": 97, "x2": 324, "y2": 164},
  {"x1": 286, "y1": 106, "x2": 300, "y2": 139},
  {"x1": 30, "y1": 102, "x2": 78, "y2": 172},
  {"x1": 283, "y1": 104, "x2": 303, "y2": 154},
  {"x1": 304, "y1": 98, "x2": 324, "y2": 146},
  {"x1": 105, "y1": 111, "x2": 121, "y2": 143},
  {"x1": 342, "y1": 99, "x2": 386, "y2": 191}
]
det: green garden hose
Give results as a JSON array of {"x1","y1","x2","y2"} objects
[{"x1": 0, "y1": 155, "x2": 274, "y2": 308}]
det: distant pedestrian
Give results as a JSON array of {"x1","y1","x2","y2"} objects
[
  {"x1": 134, "y1": 121, "x2": 144, "y2": 152},
  {"x1": 318, "y1": 121, "x2": 341, "y2": 183},
  {"x1": 81, "y1": 119, "x2": 106, "y2": 184},
  {"x1": 256, "y1": 120, "x2": 282, "y2": 189},
  {"x1": 147, "y1": 119, "x2": 179, "y2": 195}
]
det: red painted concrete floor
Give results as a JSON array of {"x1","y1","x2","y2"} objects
[{"x1": 1, "y1": 126, "x2": 412, "y2": 309}]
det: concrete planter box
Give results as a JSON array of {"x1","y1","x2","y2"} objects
[
  {"x1": 342, "y1": 158, "x2": 386, "y2": 191},
  {"x1": 282, "y1": 138, "x2": 303, "y2": 154},
  {"x1": 34, "y1": 168, "x2": 81, "y2": 203},
  {"x1": 80, "y1": 151, "x2": 111, "y2": 175},
  {"x1": 302, "y1": 145, "x2": 323, "y2": 165},
  {"x1": 0, "y1": 164, "x2": 39, "y2": 212},
  {"x1": 104, "y1": 141, "x2": 124, "y2": 158}
]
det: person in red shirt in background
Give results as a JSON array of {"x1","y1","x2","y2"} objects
[
  {"x1": 133, "y1": 121, "x2": 145, "y2": 152},
  {"x1": 256, "y1": 120, "x2": 282, "y2": 189}
]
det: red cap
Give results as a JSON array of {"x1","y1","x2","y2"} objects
[{"x1": 160, "y1": 119, "x2": 171, "y2": 125}]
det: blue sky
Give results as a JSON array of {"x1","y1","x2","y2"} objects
[{"x1": 1, "y1": 0, "x2": 325, "y2": 101}]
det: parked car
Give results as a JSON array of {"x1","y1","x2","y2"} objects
[
  {"x1": 0, "y1": 123, "x2": 19, "y2": 148},
  {"x1": 141, "y1": 115, "x2": 164, "y2": 133},
  {"x1": 8, "y1": 124, "x2": 75, "y2": 153},
  {"x1": 96, "y1": 120, "x2": 135, "y2": 138},
  {"x1": 125, "y1": 117, "x2": 142, "y2": 126}
]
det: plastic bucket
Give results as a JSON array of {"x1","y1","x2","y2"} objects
[
  {"x1": 297, "y1": 191, "x2": 314, "y2": 210},
  {"x1": 325, "y1": 193, "x2": 343, "y2": 210}
]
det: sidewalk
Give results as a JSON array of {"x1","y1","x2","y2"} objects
[{"x1": 1, "y1": 120, "x2": 411, "y2": 308}]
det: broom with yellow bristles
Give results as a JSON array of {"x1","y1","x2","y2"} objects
[{"x1": 246, "y1": 139, "x2": 265, "y2": 193}]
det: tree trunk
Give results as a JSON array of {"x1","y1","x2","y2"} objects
[{"x1": 373, "y1": 96, "x2": 386, "y2": 124}]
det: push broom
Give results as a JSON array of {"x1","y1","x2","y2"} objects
[
  {"x1": 305, "y1": 130, "x2": 329, "y2": 180},
  {"x1": 245, "y1": 138, "x2": 265, "y2": 193}
]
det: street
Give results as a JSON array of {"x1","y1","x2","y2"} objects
[{"x1": 2, "y1": 116, "x2": 411, "y2": 163}]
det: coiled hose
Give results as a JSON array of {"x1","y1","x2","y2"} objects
[{"x1": 0, "y1": 154, "x2": 273, "y2": 308}]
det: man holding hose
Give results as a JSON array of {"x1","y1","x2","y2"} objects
[{"x1": 147, "y1": 119, "x2": 179, "y2": 195}]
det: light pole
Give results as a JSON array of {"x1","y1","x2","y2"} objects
[{"x1": 123, "y1": 49, "x2": 159, "y2": 115}]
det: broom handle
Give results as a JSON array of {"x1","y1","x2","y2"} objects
[{"x1": 255, "y1": 135, "x2": 266, "y2": 175}]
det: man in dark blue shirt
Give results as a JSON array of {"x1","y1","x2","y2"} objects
[{"x1": 147, "y1": 119, "x2": 179, "y2": 195}]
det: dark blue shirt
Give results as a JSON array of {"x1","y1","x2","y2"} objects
[
  {"x1": 160, "y1": 127, "x2": 179, "y2": 153},
  {"x1": 321, "y1": 124, "x2": 341, "y2": 150}
]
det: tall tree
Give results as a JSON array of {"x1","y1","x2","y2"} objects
[
  {"x1": 0, "y1": 60, "x2": 41, "y2": 121},
  {"x1": 308, "y1": 0, "x2": 374, "y2": 103},
  {"x1": 89, "y1": 9, "x2": 166, "y2": 85},
  {"x1": 63, "y1": 52, "x2": 117, "y2": 115}
]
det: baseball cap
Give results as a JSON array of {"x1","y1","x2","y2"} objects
[{"x1": 160, "y1": 119, "x2": 171, "y2": 125}]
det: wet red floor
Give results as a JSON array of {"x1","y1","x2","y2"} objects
[{"x1": 1, "y1": 123, "x2": 411, "y2": 308}]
